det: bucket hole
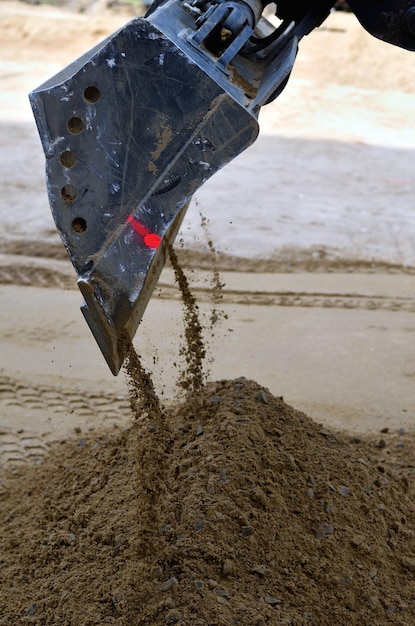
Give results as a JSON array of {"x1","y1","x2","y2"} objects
[
  {"x1": 67, "y1": 117, "x2": 85, "y2": 134},
  {"x1": 72, "y1": 217, "x2": 87, "y2": 233},
  {"x1": 84, "y1": 86, "x2": 101, "y2": 104},
  {"x1": 60, "y1": 150, "x2": 76, "y2": 168},
  {"x1": 61, "y1": 184, "x2": 78, "y2": 203}
]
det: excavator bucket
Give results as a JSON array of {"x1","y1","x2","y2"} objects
[{"x1": 30, "y1": 0, "x2": 330, "y2": 374}]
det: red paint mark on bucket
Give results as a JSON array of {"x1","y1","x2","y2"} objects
[{"x1": 127, "y1": 215, "x2": 162, "y2": 249}]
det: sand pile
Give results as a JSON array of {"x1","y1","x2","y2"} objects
[{"x1": 1, "y1": 377, "x2": 415, "y2": 625}]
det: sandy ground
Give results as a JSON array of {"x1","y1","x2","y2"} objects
[{"x1": 1, "y1": 2, "x2": 415, "y2": 466}]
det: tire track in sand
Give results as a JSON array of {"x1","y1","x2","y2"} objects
[
  {"x1": 1, "y1": 259, "x2": 415, "y2": 312},
  {"x1": 0, "y1": 375, "x2": 130, "y2": 468}
]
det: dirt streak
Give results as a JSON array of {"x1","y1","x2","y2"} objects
[
  {"x1": 168, "y1": 245, "x2": 206, "y2": 393},
  {"x1": 121, "y1": 333, "x2": 162, "y2": 420},
  {"x1": 120, "y1": 333, "x2": 169, "y2": 562}
]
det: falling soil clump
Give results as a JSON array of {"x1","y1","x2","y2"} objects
[
  {"x1": 1, "y1": 379, "x2": 415, "y2": 624},
  {"x1": 119, "y1": 333, "x2": 170, "y2": 561},
  {"x1": 120, "y1": 331, "x2": 163, "y2": 420},
  {"x1": 169, "y1": 245, "x2": 206, "y2": 393}
]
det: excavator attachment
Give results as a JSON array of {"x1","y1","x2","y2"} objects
[{"x1": 30, "y1": 0, "x2": 334, "y2": 374}]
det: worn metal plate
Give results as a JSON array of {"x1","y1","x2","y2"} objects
[{"x1": 30, "y1": 18, "x2": 259, "y2": 374}]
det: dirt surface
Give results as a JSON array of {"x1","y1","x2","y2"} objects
[
  {"x1": 2, "y1": 378, "x2": 415, "y2": 625},
  {"x1": 1, "y1": 2, "x2": 415, "y2": 624}
]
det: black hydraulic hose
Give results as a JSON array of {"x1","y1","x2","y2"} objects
[{"x1": 246, "y1": 19, "x2": 290, "y2": 52}]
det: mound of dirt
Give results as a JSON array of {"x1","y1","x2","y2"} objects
[{"x1": 1, "y1": 378, "x2": 415, "y2": 625}]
